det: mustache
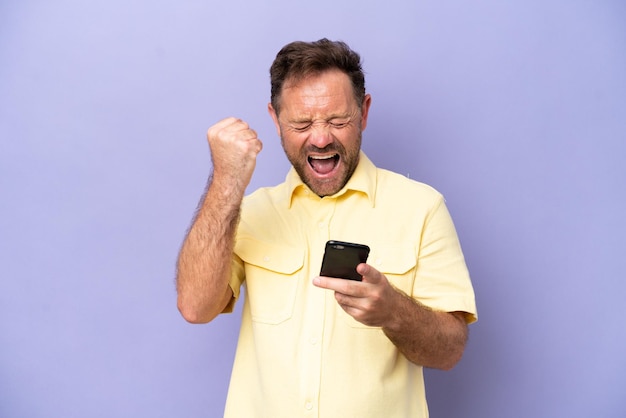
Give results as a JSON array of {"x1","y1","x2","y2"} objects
[{"x1": 304, "y1": 143, "x2": 345, "y2": 154}]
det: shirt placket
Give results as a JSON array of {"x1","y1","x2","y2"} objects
[{"x1": 301, "y1": 196, "x2": 336, "y2": 417}]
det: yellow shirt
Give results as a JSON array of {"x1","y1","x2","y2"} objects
[{"x1": 223, "y1": 152, "x2": 477, "y2": 418}]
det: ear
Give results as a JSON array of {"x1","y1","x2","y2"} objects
[
  {"x1": 268, "y1": 103, "x2": 281, "y2": 137},
  {"x1": 360, "y1": 94, "x2": 372, "y2": 131}
]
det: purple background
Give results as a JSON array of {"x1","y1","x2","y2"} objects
[{"x1": 1, "y1": 1, "x2": 625, "y2": 417}]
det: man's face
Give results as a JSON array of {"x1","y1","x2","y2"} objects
[{"x1": 269, "y1": 70, "x2": 371, "y2": 197}]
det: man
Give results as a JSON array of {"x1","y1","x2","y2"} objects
[{"x1": 176, "y1": 38, "x2": 477, "y2": 418}]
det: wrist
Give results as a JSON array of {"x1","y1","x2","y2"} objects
[{"x1": 381, "y1": 287, "x2": 412, "y2": 332}]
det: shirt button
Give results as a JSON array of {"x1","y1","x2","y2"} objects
[
  {"x1": 309, "y1": 337, "x2": 318, "y2": 345},
  {"x1": 263, "y1": 256, "x2": 270, "y2": 262},
  {"x1": 305, "y1": 401, "x2": 313, "y2": 410},
  {"x1": 318, "y1": 222, "x2": 324, "y2": 229}
]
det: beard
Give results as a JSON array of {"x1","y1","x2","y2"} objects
[{"x1": 281, "y1": 132, "x2": 362, "y2": 197}]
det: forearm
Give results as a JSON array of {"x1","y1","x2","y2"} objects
[
  {"x1": 383, "y1": 290, "x2": 468, "y2": 370},
  {"x1": 176, "y1": 176, "x2": 242, "y2": 323}
]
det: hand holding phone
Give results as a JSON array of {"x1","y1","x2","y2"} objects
[{"x1": 319, "y1": 240, "x2": 370, "y2": 281}]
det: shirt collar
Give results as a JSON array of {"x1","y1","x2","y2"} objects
[{"x1": 285, "y1": 151, "x2": 377, "y2": 208}]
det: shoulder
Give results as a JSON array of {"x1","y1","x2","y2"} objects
[
  {"x1": 375, "y1": 167, "x2": 444, "y2": 204},
  {"x1": 239, "y1": 182, "x2": 291, "y2": 229},
  {"x1": 243, "y1": 182, "x2": 287, "y2": 207}
]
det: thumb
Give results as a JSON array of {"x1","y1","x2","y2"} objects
[{"x1": 357, "y1": 263, "x2": 383, "y2": 284}]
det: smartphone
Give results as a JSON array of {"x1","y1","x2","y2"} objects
[{"x1": 319, "y1": 240, "x2": 370, "y2": 281}]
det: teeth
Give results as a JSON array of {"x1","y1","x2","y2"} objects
[{"x1": 310, "y1": 155, "x2": 336, "y2": 160}]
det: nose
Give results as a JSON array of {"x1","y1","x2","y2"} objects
[{"x1": 308, "y1": 122, "x2": 334, "y2": 149}]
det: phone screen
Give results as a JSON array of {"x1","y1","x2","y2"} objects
[{"x1": 320, "y1": 240, "x2": 370, "y2": 281}]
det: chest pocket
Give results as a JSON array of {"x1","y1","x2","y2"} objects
[
  {"x1": 237, "y1": 238, "x2": 304, "y2": 325},
  {"x1": 343, "y1": 244, "x2": 417, "y2": 329},
  {"x1": 369, "y1": 244, "x2": 417, "y2": 293}
]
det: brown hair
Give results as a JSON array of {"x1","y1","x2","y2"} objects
[{"x1": 269, "y1": 38, "x2": 366, "y2": 115}]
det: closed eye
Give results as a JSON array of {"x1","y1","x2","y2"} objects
[
  {"x1": 292, "y1": 124, "x2": 312, "y2": 132},
  {"x1": 286, "y1": 117, "x2": 352, "y2": 132},
  {"x1": 329, "y1": 120, "x2": 350, "y2": 129}
]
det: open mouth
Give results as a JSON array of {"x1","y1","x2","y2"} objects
[{"x1": 308, "y1": 154, "x2": 340, "y2": 175}]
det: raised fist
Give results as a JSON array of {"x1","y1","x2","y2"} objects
[{"x1": 206, "y1": 117, "x2": 263, "y2": 192}]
